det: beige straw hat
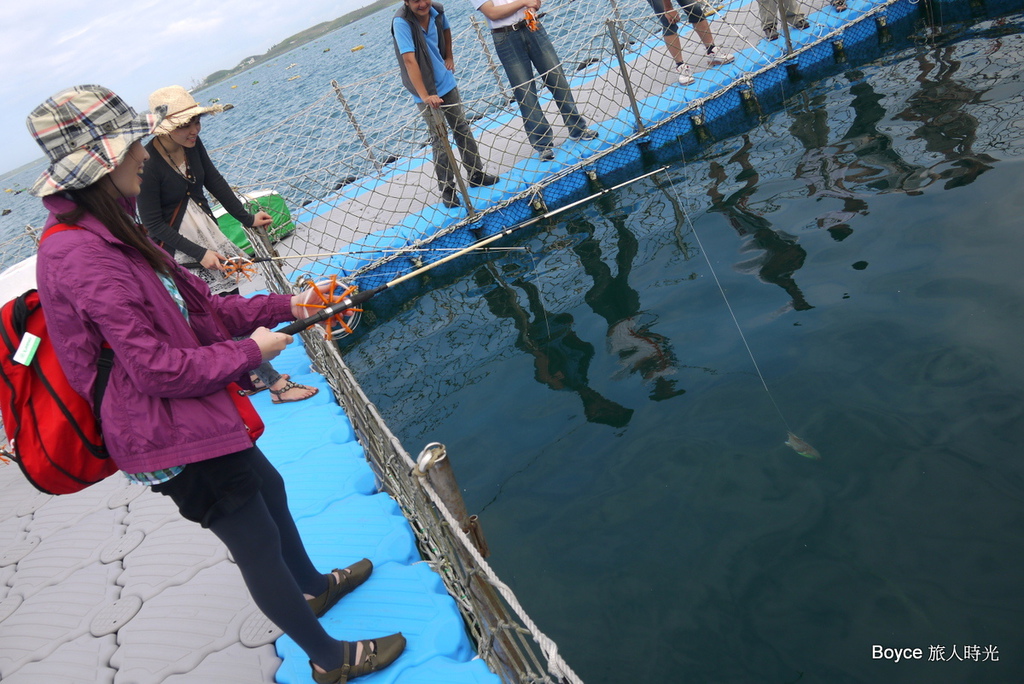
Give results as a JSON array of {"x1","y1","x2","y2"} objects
[{"x1": 148, "y1": 85, "x2": 224, "y2": 135}]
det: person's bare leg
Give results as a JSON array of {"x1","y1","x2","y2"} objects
[
  {"x1": 665, "y1": 33, "x2": 684, "y2": 63},
  {"x1": 694, "y1": 19, "x2": 714, "y2": 48}
]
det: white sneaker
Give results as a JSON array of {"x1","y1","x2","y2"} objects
[
  {"x1": 707, "y1": 47, "x2": 734, "y2": 67},
  {"x1": 675, "y1": 64, "x2": 694, "y2": 85}
]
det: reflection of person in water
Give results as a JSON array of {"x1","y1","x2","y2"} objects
[
  {"x1": 473, "y1": 264, "x2": 634, "y2": 428},
  {"x1": 788, "y1": 76, "x2": 931, "y2": 241},
  {"x1": 895, "y1": 47, "x2": 997, "y2": 190},
  {"x1": 706, "y1": 135, "x2": 813, "y2": 312},
  {"x1": 788, "y1": 93, "x2": 869, "y2": 242},
  {"x1": 564, "y1": 211, "x2": 685, "y2": 402}
]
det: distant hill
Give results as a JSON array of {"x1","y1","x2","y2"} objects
[{"x1": 201, "y1": 0, "x2": 395, "y2": 87}]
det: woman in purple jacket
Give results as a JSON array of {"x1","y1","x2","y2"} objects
[{"x1": 27, "y1": 85, "x2": 404, "y2": 684}]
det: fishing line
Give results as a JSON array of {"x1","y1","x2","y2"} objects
[{"x1": 660, "y1": 141, "x2": 819, "y2": 459}]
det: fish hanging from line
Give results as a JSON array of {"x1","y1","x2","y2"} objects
[{"x1": 785, "y1": 432, "x2": 820, "y2": 460}]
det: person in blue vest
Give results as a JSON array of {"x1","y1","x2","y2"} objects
[
  {"x1": 472, "y1": 0, "x2": 598, "y2": 160},
  {"x1": 392, "y1": 0, "x2": 499, "y2": 208}
]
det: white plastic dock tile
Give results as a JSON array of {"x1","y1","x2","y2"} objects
[{"x1": 0, "y1": 337, "x2": 499, "y2": 684}]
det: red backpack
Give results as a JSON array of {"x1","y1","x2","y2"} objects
[{"x1": 0, "y1": 286, "x2": 118, "y2": 494}]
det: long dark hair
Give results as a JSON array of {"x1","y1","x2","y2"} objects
[{"x1": 56, "y1": 180, "x2": 173, "y2": 277}]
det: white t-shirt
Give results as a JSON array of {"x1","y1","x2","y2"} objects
[{"x1": 472, "y1": 0, "x2": 526, "y2": 30}]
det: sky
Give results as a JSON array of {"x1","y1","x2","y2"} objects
[{"x1": 0, "y1": 0, "x2": 372, "y2": 175}]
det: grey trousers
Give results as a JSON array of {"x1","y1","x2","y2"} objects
[{"x1": 416, "y1": 88, "x2": 485, "y2": 191}]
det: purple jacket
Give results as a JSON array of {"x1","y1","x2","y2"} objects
[{"x1": 35, "y1": 194, "x2": 294, "y2": 474}]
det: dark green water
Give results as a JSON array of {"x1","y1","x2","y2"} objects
[{"x1": 342, "y1": 14, "x2": 1024, "y2": 684}]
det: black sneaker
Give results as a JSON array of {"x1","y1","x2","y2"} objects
[
  {"x1": 539, "y1": 148, "x2": 555, "y2": 161},
  {"x1": 441, "y1": 187, "x2": 461, "y2": 208},
  {"x1": 793, "y1": 18, "x2": 810, "y2": 29},
  {"x1": 469, "y1": 172, "x2": 499, "y2": 187},
  {"x1": 763, "y1": 24, "x2": 779, "y2": 40}
]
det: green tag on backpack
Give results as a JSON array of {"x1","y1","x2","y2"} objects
[{"x1": 13, "y1": 332, "x2": 41, "y2": 366}]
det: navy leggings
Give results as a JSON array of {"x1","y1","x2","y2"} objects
[{"x1": 155, "y1": 447, "x2": 346, "y2": 669}]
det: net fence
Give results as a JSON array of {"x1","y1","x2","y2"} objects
[{"x1": 202, "y1": 0, "x2": 889, "y2": 289}]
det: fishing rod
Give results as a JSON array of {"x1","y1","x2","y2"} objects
[
  {"x1": 180, "y1": 246, "x2": 526, "y2": 274},
  {"x1": 280, "y1": 165, "x2": 668, "y2": 337}
]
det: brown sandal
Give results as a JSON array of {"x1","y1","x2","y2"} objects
[
  {"x1": 307, "y1": 559, "x2": 373, "y2": 618},
  {"x1": 270, "y1": 379, "x2": 318, "y2": 403},
  {"x1": 310, "y1": 633, "x2": 406, "y2": 684}
]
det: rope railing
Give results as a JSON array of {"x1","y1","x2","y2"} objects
[{"x1": 293, "y1": 326, "x2": 583, "y2": 682}]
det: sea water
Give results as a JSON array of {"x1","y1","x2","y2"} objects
[
  {"x1": 337, "y1": 13, "x2": 1024, "y2": 684},
  {"x1": 0, "y1": 6, "x2": 399, "y2": 246}
]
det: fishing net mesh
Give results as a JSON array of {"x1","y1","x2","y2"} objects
[{"x1": 200, "y1": 0, "x2": 886, "y2": 293}]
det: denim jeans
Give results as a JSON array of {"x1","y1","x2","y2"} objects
[
  {"x1": 415, "y1": 88, "x2": 485, "y2": 191},
  {"x1": 491, "y1": 24, "x2": 588, "y2": 151}
]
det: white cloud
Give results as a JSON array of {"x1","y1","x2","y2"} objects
[{"x1": 0, "y1": 0, "x2": 369, "y2": 173}]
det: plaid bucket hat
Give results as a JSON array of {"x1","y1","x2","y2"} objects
[
  {"x1": 27, "y1": 85, "x2": 164, "y2": 197},
  {"x1": 149, "y1": 85, "x2": 223, "y2": 135}
]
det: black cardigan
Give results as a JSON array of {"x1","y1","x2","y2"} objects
[{"x1": 138, "y1": 137, "x2": 255, "y2": 261}]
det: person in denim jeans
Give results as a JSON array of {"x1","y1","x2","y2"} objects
[{"x1": 472, "y1": 0, "x2": 597, "y2": 160}]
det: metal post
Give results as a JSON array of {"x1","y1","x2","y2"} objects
[
  {"x1": 427, "y1": 107, "x2": 476, "y2": 215},
  {"x1": 606, "y1": 19, "x2": 646, "y2": 135},
  {"x1": 608, "y1": 0, "x2": 624, "y2": 27},
  {"x1": 470, "y1": 16, "x2": 510, "y2": 103},
  {"x1": 776, "y1": 0, "x2": 795, "y2": 54},
  {"x1": 412, "y1": 444, "x2": 532, "y2": 680},
  {"x1": 413, "y1": 443, "x2": 489, "y2": 556},
  {"x1": 331, "y1": 80, "x2": 382, "y2": 173}
]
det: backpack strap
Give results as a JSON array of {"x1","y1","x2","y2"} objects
[
  {"x1": 40, "y1": 223, "x2": 81, "y2": 243},
  {"x1": 94, "y1": 346, "x2": 114, "y2": 415},
  {"x1": 38, "y1": 224, "x2": 115, "y2": 415}
]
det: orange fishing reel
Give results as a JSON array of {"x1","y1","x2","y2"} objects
[
  {"x1": 294, "y1": 274, "x2": 363, "y2": 340},
  {"x1": 221, "y1": 256, "x2": 260, "y2": 282}
]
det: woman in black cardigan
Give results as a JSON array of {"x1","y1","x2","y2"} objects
[{"x1": 138, "y1": 86, "x2": 317, "y2": 404}]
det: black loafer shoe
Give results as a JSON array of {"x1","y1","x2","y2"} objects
[
  {"x1": 441, "y1": 187, "x2": 461, "y2": 208},
  {"x1": 311, "y1": 633, "x2": 406, "y2": 684},
  {"x1": 306, "y1": 559, "x2": 373, "y2": 618}
]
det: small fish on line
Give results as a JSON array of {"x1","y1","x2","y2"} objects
[{"x1": 785, "y1": 432, "x2": 820, "y2": 460}]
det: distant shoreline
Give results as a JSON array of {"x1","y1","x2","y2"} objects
[
  {"x1": 200, "y1": 0, "x2": 396, "y2": 88},
  {"x1": 2, "y1": 0, "x2": 397, "y2": 178}
]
